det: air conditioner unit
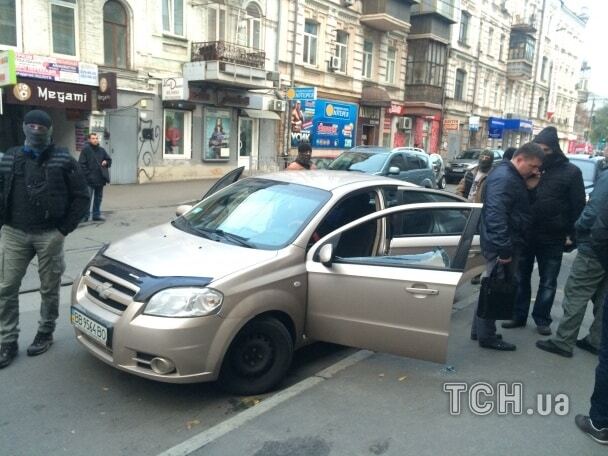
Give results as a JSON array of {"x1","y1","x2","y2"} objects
[
  {"x1": 397, "y1": 117, "x2": 412, "y2": 130},
  {"x1": 343, "y1": 0, "x2": 355, "y2": 6},
  {"x1": 271, "y1": 99, "x2": 287, "y2": 112},
  {"x1": 329, "y1": 56, "x2": 341, "y2": 71}
]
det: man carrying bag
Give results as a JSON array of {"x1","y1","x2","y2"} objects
[{"x1": 471, "y1": 143, "x2": 545, "y2": 350}]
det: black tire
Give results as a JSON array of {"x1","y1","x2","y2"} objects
[
  {"x1": 438, "y1": 175, "x2": 446, "y2": 189},
  {"x1": 219, "y1": 317, "x2": 294, "y2": 395}
]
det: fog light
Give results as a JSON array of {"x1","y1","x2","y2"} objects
[{"x1": 150, "y1": 357, "x2": 176, "y2": 375}]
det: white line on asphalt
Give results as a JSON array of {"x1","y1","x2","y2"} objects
[{"x1": 157, "y1": 349, "x2": 374, "y2": 456}]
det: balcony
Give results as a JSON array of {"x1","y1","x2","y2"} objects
[
  {"x1": 411, "y1": 0, "x2": 456, "y2": 24},
  {"x1": 511, "y1": 14, "x2": 537, "y2": 35},
  {"x1": 506, "y1": 60, "x2": 533, "y2": 80},
  {"x1": 184, "y1": 41, "x2": 271, "y2": 90},
  {"x1": 360, "y1": 0, "x2": 417, "y2": 33},
  {"x1": 404, "y1": 84, "x2": 443, "y2": 106}
]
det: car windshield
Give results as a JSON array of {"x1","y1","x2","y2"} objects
[
  {"x1": 329, "y1": 152, "x2": 389, "y2": 173},
  {"x1": 175, "y1": 179, "x2": 331, "y2": 250},
  {"x1": 457, "y1": 150, "x2": 481, "y2": 160},
  {"x1": 571, "y1": 160, "x2": 596, "y2": 183}
]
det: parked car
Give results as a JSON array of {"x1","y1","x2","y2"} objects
[
  {"x1": 310, "y1": 156, "x2": 336, "y2": 169},
  {"x1": 71, "y1": 170, "x2": 483, "y2": 395},
  {"x1": 328, "y1": 146, "x2": 436, "y2": 188},
  {"x1": 445, "y1": 149, "x2": 503, "y2": 183},
  {"x1": 428, "y1": 153, "x2": 447, "y2": 189},
  {"x1": 567, "y1": 155, "x2": 605, "y2": 201}
]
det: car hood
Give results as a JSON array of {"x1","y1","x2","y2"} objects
[{"x1": 104, "y1": 223, "x2": 278, "y2": 279}]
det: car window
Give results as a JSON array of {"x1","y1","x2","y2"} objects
[
  {"x1": 389, "y1": 154, "x2": 406, "y2": 171},
  {"x1": 329, "y1": 152, "x2": 388, "y2": 173},
  {"x1": 400, "y1": 190, "x2": 462, "y2": 205},
  {"x1": 404, "y1": 153, "x2": 423, "y2": 170},
  {"x1": 396, "y1": 208, "x2": 470, "y2": 236},
  {"x1": 493, "y1": 151, "x2": 502, "y2": 160},
  {"x1": 457, "y1": 150, "x2": 480, "y2": 159}
]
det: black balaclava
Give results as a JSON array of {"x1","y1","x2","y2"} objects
[
  {"x1": 296, "y1": 144, "x2": 313, "y2": 169},
  {"x1": 533, "y1": 126, "x2": 562, "y2": 154},
  {"x1": 478, "y1": 150, "x2": 494, "y2": 173},
  {"x1": 22, "y1": 110, "x2": 53, "y2": 153}
]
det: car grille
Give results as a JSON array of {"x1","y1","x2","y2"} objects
[{"x1": 83, "y1": 266, "x2": 139, "y2": 314}]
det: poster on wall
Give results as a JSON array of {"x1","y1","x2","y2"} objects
[
  {"x1": 204, "y1": 108, "x2": 231, "y2": 161},
  {"x1": 290, "y1": 99, "x2": 358, "y2": 149}
]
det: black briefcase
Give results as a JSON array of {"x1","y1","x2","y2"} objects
[{"x1": 476, "y1": 263, "x2": 517, "y2": 320}]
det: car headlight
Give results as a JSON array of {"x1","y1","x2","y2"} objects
[{"x1": 144, "y1": 287, "x2": 223, "y2": 317}]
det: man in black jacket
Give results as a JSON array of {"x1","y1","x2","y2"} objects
[
  {"x1": 79, "y1": 133, "x2": 111, "y2": 222},
  {"x1": 472, "y1": 143, "x2": 544, "y2": 350},
  {"x1": 0, "y1": 110, "x2": 89, "y2": 368},
  {"x1": 503, "y1": 127, "x2": 585, "y2": 335}
]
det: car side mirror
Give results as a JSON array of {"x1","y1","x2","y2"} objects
[
  {"x1": 388, "y1": 166, "x2": 400, "y2": 175},
  {"x1": 175, "y1": 204, "x2": 193, "y2": 217},
  {"x1": 319, "y1": 243, "x2": 334, "y2": 267}
]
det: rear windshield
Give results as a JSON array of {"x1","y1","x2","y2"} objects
[{"x1": 457, "y1": 150, "x2": 481, "y2": 160}]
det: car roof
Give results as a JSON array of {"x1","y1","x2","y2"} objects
[
  {"x1": 348, "y1": 146, "x2": 391, "y2": 154},
  {"x1": 246, "y1": 170, "x2": 417, "y2": 192}
]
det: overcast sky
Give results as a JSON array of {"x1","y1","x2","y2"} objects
[{"x1": 580, "y1": 1, "x2": 606, "y2": 99}]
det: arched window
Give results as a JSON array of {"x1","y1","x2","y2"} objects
[
  {"x1": 104, "y1": 0, "x2": 128, "y2": 68},
  {"x1": 237, "y1": 3, "x2": 262, "y2": 49}
]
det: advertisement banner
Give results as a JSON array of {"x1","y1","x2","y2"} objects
[
  {"x1": 6, "y1": 78, "x2": 92, "y2": 110},
  {"x1": 204, "y1": 108, "x2": 231, "y2": 161},
  {"x1": 97, "y1": 72, "x2": 117, "y2": 110},
  {"x1": 286, "y1": 86, "x2": 317, "y2": 101},
  {"x1": 290, "y1": 99, "x2": 358, "y2": 149},
  {"x1": 15, "y1": 53, "x2": 99, "y2": 86},
  {"x1": 0, "y1": 50, "x2": 17, "y2": 87}
]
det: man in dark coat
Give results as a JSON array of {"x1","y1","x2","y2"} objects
[
  {"x1": 0, "y1": 110, "x2": 89, "y2": 368},
  {"x1": 575, "y1": 198, "x2": 608, "y2": 444},
  {"x1": 79, "y1": 133, "x2": 111, "y2": 222},
  {"x1": 503, "y1": 127, "x2": 585, "y2": 335},
  {"x1": 471, "y1": 142, "x2": 544, "y2": 350}
]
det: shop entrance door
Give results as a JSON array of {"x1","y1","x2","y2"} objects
[
  {"x1": 238, "y1": 117, "x2": 258, "y2": 170},
  {"x1": 107, "y1": 108, "x2": 138, "y2": 184}
]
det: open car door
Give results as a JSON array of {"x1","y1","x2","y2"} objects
[
  {"x1": 305, "y1": 202, "x2": 482, "y2": 364},
  {"x1": 201, "y1": 166, "x2": 245, "y2": 200}
]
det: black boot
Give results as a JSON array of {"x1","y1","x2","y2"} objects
[
  {"x1": 0, "y1": 342, "x2": 18, "y2": 368},
  {"x1": 27, "y1": 332, "x2": 53, "y2": 356}
]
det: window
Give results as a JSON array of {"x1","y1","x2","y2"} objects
[
  {"x1": 508, "y1": 32, "x2": 535, "y2": 62},
  {"x1": 406, "y1": 40, "x2": 447, "y2": 87},
  {"x1": 204, "y1": 109, "x2": 231, "y2": 161},
  {"x1": 162, "y1": 0, "x2": 184, "y2": 36},
  {"x1": 207, "y1": 5, "x2": 226, "y2": 41},
  {"x1": 537, "y1": 97, "x2": 545, "y2": 118},
  {"x1": 0, "y1": 0, "x2": 17, "y2": 46},
  {"x1": 454, "y1": 69, "x2": 465, "y2": 101},
  {"x1": 164, "y1": 110, "x2": 191, "y2": 159},
  {"x1": 335, "y1": 30, "x2": 348, "y2": 73},
  {"x1": 385, "y1": 47, "x2": 396, "y2": 84},
  {"x1": 541, "y1": 56, "x2": 548, "y2": 81},
  {"x1": 238, "y1": 3, "x2": 262, "y2": 49},
  {"x1": 303, "y1": 20, "x2": 318, "y2": 65},
  {"x1": 487, "y1": 27, "x2": 493, "y2": 56},
  {"x1": 362, "y1": 40, "x2": 373, "y2": 78},
  {"x1": 103, "y1": 1, "x2": 128, "y2": 68},
  {"x1": 458, "y1": 11, "x2": 470, "y2": 45},
  {"x1": 499, "y1": 34, "x2": 505, "y2": 61},
  {"x1": 51, "y1": 0, "x2": 77, "y2": 56}
]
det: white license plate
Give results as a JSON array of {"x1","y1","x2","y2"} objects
[{"x1": 71, "y1": 308, "x2": 108, "y2": 346}]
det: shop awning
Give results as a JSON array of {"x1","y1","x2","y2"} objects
[
  {"x1": 242, "y1": 109, "x2": 280, "y2": 120},
  {"x1": 360, "y1": 86, "x2": 392, "y2": 107}
]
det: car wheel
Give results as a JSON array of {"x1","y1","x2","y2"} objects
[
  {"x1": 219, "y1": 317, "x2": 293, "y2": 395},
  {"x1": 438, "y1": 176, "x2": 446, "y2": 189}
]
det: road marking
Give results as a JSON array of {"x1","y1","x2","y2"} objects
[{"x1": 157, "y1": 350, "x2": 373, "y2": 456}]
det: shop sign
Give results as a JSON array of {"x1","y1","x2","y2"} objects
[
  {"x1": 468, "y1": 115, "x2": 480, "y2": 131},
  {"x1": 443, "y1": 119, "x2": 460, "y2": 131},
  {"x1": 218, "y1": 90, "x2": 249, "y2": 107},
  {"x1": 290, "y1": 98, "x2": 358, "y2": 149},
  {"x1": 97, "y1": 72, "x2": 117, "y2": 110},
  {"x1": 286, "y1": 86, "x2": 317, "y2": 101},
  {"x1": 0, "y1": 50, "x2": 17, "y2": 87},
  {"x1": 6, "y1": 78, "x2": 92, "y2": 110},
  {"x1": 15, "y1": 53, "x2": 98, "y2": 86},
  {"x1": 189, "y1": 86, "x2": 216, "y2": 104},
  {"x1": 386, "y1": 102, "x2": 405, "y2": 116},
  {"x1": 162, "y1": 77, "x2": 189, "y2": 101}
]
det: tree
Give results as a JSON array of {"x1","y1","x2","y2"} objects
[{"x1": 590, "y1": 104, "x2": 608, "y2": 144}]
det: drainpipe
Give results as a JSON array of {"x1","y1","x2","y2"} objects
[
  {"x1": 528, "y1": 0, "x2": 547, "y2": 125},
  {"x1": 282, "y1": 0, "x2": 299, "y2": 158},
  {"x1": 469, "y1": 13, "x2": 483, "y2": 148}
]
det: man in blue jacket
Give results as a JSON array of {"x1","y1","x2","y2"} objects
[{"x1": 471, "y1": 143, "x2": 545, "y2": 350}]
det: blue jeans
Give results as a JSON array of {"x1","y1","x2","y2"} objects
[
  {"x1": 88, "y1": 186, "x2": 104, "y2": 219},
  {"x1": 514, "y1": 242, "x2": 563, "y2": 326},
  {"x1": 590, "y1": 293, "x2": 608, "y2": 428}
]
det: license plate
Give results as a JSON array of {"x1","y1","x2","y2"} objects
[{"x1": 71, "y1": 307, "x2": 109, "y2": 346}]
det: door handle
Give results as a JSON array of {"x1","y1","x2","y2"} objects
[{"x1": 406, "y1": 287, "x2": 439, "y2": 295}]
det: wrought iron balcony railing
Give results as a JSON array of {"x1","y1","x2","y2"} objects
[{"x1": 191, "y1": 41, "x2": 266, "y2": 70}]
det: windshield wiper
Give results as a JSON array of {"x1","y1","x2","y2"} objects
[{"x1": 193, "y1": 227, "x2": 254, "y2": 248}]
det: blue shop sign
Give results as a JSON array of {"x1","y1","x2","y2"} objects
[
  {"x1": 287, "y1": 86, "x2": 317, "y2": 101},
  {"x1": 488, "y1": 117, "x2": 505, "y2": 139},
  {"x1": 504, "y1": 118, "x2": 533, "y2": 132}
]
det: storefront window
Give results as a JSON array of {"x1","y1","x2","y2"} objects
[
  {"x1": 164, "y1": 110, "x2": 191, "y2": 159},
  {"x1": 51, "y1": 0, "x2": 77, "y2": 56},
  {"x1": 204, "y1": 109, "x2": 231, "y2": 161},
  {"x1": 0, "y1": 0, "x2": 17, "y2": 46}
]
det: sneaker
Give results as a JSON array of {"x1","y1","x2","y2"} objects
[
  {"x1": 501, "y1": 320, "x2": 526, "y2": 329},
  {"x1": 92, "y1": 216, "x2": 106, "y2": 222},
  {"x1": 537, "y1": 325, "x2": 552, "y2": 336},
  {"x1": 479, "y1": 338, "x2": 516, "y2": 351},
  {"x1": 0, "y1": 342, "x2": 18, "y2": 368},
  {"x1": 575, "y1": 415, "x2": 608, "y2": 445},
  {"x1": 536, "y1": 339, "x2": 573, "y2": 358},
  {"x1": 27, "y1": 332, "x2": 53, "y2": 356},
  {"x1": 576, "y1": 338, "x2": 600, "y2": 355}
]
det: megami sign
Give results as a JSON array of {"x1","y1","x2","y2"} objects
[{"x1": 6, "y1": 78, "x2": 92, "y2": 110}]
